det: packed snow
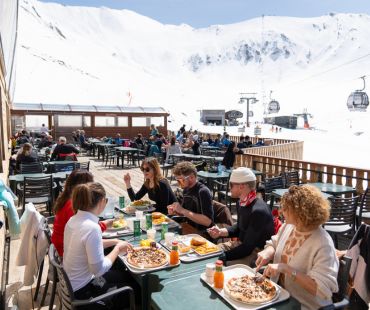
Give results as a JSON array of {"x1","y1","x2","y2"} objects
[{"x1": 14, "y1": 0, "x2": 370, "y2": 169}]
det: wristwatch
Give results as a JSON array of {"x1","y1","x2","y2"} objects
[{"x1": 291, "y1": 269, "x2": 297, "y2": 282}]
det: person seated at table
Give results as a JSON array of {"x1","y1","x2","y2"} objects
[
  {"x1": 221, "y1": 141, "x2": 238, "y2": 169},
  {"x1": 212, "y1": 134, "x2": 222, "y2": 147},
  {"x1": 208, "y1": 168, "x2": 273, "y2": 265},
  {"x1": 134, "y1": 133, "x2": 144, "y2": 148},
  {"x1": 165, "y1": 136, "x2": 182, "y2": 163},
  {"x1": 222, "y1": 134, "x2": 231, "y2": 147},
  {"x1": 38, "y1": 134, "x2": 54, "y2": 149},
  {"x1": 147, "y1": 136, "x2": 162, "y2": 156},
  {"x1": 255, "y1": 185, "x2": 339, "y2": 310},
  {"x1": 237, "y1": 136, "x2": 246, "y2": 149},
  {"x1": 79, "y1": 130, "x2": 93, "y2": 153},
  {"x1": 191, "y1": 135, "x2": 201, "y2": 155},
  {"x1": 124, "y1": 157, "x2": 176, "y2": 214},
  {"x1": 254, "y1": 138, "x2": 265, "y2": 147},
  {"x1": 64, "y1": 182, "x2": 134, "y2": 309},
  {"x1": 244, "y1": 135, "x2": 253, "y2": 147},
  {"x1": 16, "y1": 130, "x2": 30, "y2": 145},
  {"x1": 51, "y1": 136, "x2": 80, "y2": 161},
  {"x1": 168, "y1": 162, "x2": 214, "y2": 235},
  {"x1": 113, "y1": 133, "x2": 123, "y2": 146},
  {"x1": 205, "y1": 134, "x2": 214, "y2": 145},
  {"x1": 15, "y1": 143, "x2": 39, "y2": 171},
  {"x1": 52, "y1": 170, "x2": 112, "y2": 256}
]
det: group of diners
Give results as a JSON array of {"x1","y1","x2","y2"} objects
[{"x1": 48, "y1": 154, "x2": 339, "y2": 310}]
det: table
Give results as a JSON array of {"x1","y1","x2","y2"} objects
[
  {"x1": 150, "y1": 263, "x2": 301, "y2": 310},
  {"x1": 170, "y1": 153, "x2": 223, "y2": 163},
  {"x1": 8, "y1": 172, "x2": 69, "y2": 192},
  {"x1": 307, "y1": 182, "x2": 356, "y2": 196},
  {"x1": 114, "y1": 147, "x2": 141, "y2": 168}
]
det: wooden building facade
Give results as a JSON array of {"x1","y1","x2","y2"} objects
[{"x1": 11, "y1": 103, "x2": 169, "y2": 140}]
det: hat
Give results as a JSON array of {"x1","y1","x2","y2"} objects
[{"x1": 230, "y1": 167, "x2": 256, "y2": 183}]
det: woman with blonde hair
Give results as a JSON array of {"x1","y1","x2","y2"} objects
[
  {"x1": 124, "y1": 157, "x2": 176, "y2": 214},
  {"x1": 255, "y1": 185, "x2": 339, "y2": 310}
]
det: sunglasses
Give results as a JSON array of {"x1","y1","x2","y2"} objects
[
  {"x1": 141, "y1": 167, "x2": 151, "y2": 172},
  {"x1": 176, "y1": 175, "x2": 190, "y2": 184}
]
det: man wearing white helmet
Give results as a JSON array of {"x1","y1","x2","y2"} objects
[{"x1": 208, "y1": 167, "x2": 274, "y2": 265}]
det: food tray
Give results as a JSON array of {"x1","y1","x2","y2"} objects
[
  {"x1": 102, "y1": 227, "x2": 133, "y2": 239},
  {"x1": 200, "y1": 264, "x2": 290, "y2": 310},
  {"x1": 160, "y1": 234, "x2": 222, "y2": 263},
  {"x1": 116, "y1": 205, "x2": 156, "y2": 215},
  {"x1": 119, "y1": 243, "x2": 180, "y2": 274},
  {"x1": 142, "y1": 214, "x2": 178, "y2": 232}
]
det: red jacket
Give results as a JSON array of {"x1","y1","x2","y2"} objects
[{"x1": 51, "y1": 199, "x2": 107, "y2": 256}]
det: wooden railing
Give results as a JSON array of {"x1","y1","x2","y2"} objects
[
  {"x1": 244, "y1": 141, "x2": 304, "y2": 160},
  {"x1": 235, "y1": 154, "x2": 370, "y2": 194}
]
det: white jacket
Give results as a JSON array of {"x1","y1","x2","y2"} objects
[{"x1": 16, "y1": 203, "x2": 49, "y2": 286}]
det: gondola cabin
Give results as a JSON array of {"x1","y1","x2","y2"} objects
[
  {"x1": 267, "y1": 100, "x2": 280, "y2": 114},
  {"x1": 347, "y1": 91, "x2": 369, "y2": 112}
]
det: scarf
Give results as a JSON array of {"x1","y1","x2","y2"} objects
[{"x1": 239, "y1": 190, "x2": 257, "y2": 207}]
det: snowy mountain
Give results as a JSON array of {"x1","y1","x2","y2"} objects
[{"x1": 14, "y1": 0, "x2": 370, "y2": 168}]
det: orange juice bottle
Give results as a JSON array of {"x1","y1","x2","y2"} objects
[
  {"x1": 170, "y1": 241, "x2": 179, "y2": 265},
  {"x1": 214, "y1": 260, "x2": 224, "y2": 289}
]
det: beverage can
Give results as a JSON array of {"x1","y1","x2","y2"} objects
[
  {"x1": 146, "y1": 214, "x2": 152, "y2": 230},
  {"x1": 133, "y1": 219, "x2": 141, "y2": 238},
  {"x1": 119, "y1": 196, "x2": 125, "y2": 209},
  {"x1": 161, "y1": 222, "x2": 169, "y2": 240}
]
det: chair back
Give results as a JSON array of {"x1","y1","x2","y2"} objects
[
  {"x1": 283, "y1": 170, "x2": 300, "y2": 187},
  {"x1": 358, "y1": 187, "x2": 370, "y2": 222},
  {"x1": 20, "y1": 162, "x2": 43, "y2": 174},
  {"x1": 264, "y1": 176, "x2": 284, "y2": 193},
  {"x1": 326, "y1": 196, "x2": 359, "y2": 232},
  {"x1": 153, "y1": 152, "x2": 164, "y2": 164},
  {"x1": 334, "y1": 256, "x2": 352, "y2": 302},
  {"x1": 48, "y1": 244, "x2": 76, "y2": 310},
  {"x1": 23, "y1": 175, "x2": 53, "y2": 200},
  {"x1": 77, "y1": 161, "x2": 90, "y2": 171},
  {"x1": 52, "y1": 162, "x2": 77, "y2": 173}
]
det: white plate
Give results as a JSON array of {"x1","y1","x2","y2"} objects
[{"x1": 200, "y1": 264, "x2": 290, "y2": 310}]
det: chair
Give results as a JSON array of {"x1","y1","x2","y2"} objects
[
  {"x1": 48, "y1": 244, "x2": 135, "y2": 310},
  {"x1": 51, "y1": 162, "x2": 77, "y2": 173},
  {"x1": 20, "y1": 176, "x2": 54, "y2": 214},
  {"x1": 318, "y1": 256, "x2": 352, "y2": 310},
  {"x1": 324, "y1": 196, "x2": 359, "y2": 248},
  {"x1": 154, "y1": 152, "x2": 174, "y2": 178},
  {"x1": 20, "y1": 162, "x2": 43, "y2": 174},
  {"x1": 213, "y1": 176, "x2": 237, "y2": 212},
  {"x1": 357, "y1": 187, "x2": 370, "y2": 226},
  {"x1": 78, "y1": 161, "x2": 90, "y2": 171},
  {"x1": 261, "y1": 176, "x2": 284, "y2": 207},
  {"x1": 282, "y1": 170, "x2": 300, "y2": 187},
  {"x1": 104, "y1": 147, "x2": 119, "y2": 168}
]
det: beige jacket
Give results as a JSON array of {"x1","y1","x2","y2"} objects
[{"x1": 266, "y1": 224, "x2": 339, "y2": 310}]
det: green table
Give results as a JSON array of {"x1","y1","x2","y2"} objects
[
  {"x1": 114, "y1": 147, "x2": 141, "y2": 168},
  {"x1": 9, "y1": 172, "x2": 69, "y2": 191},
  {"x1": 150, "y1": 265, "x2": 301, "y2": 310},
  {"x1": 307, "y1": 182, "x2": 356, "y2": 196},
  {"x1": 271, "y1": 188, "x2": 333, "y2": 208}
]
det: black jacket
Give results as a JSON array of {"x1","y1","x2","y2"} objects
[{"x1": 51, "y1": 144, "x2": 80, "y2": 161}]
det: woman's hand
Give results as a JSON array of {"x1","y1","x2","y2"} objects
[
  {"x1": 123, "y1": 173, "x2": 131, "y2": 187},
  {"x1": 255, "y1": 247, "x2": 275, "y2": 272},
  {"x1": 263, "y1": 263, "x2": 288, "y2": 278},
  {"x1": 116, "y1": 240, "x2": 133, "y2": 254}
]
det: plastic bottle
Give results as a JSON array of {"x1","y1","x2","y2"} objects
[
  {"x1": 214, "y1": 260, "x2": 224, "y2": 289},
  {"x1": 170, "y1": 241, "x2": 180, "y2": 265},
  {"x1": 217, "y1": 163, "x2": 223, "y2": 175}
]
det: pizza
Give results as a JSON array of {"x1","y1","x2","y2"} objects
[
  {"x1": 126, "y1": 247, "x2": 168, "y2": 268},
  {"x1": 224, "y1": 275, "x2": 277, "y2": 304}
]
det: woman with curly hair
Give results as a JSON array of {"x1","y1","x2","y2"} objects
[
  {"x1": 255, "y1": 185, "x2": 339, "y2": 310},
  {"x1": 123, "y1": 157, "x2": 176, "y2": 214}
]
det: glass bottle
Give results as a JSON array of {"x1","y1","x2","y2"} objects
[
  {"x1": 170, "y1": 241, "x2": 180, "y2": 265},
  {"x1": 213, "y1": 260, "x2": 224, "y2": 289}
]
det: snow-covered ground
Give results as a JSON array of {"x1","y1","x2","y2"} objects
[{"x1": 14, "y1": 0, "x2": 370, "y2": 169}]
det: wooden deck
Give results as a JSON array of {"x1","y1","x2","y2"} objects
[{"x1": 5, "y1": 155, "x2": 149, "y2": 310}]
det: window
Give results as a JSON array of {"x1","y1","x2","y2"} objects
[
  {"x1": 57, "y1": 115, "x2": 82, "y2": 127},
  {"x1": 117, "y1": 116, "x2": 128, "y2": 127},
  {"x1": 25, "y1": 115, "x2": 49, "y2": 130},
  {"x1": 83, "y1": 116, "x2": 91, "y2": 127},
  {"x1": 151, "y1": 117, "x2": 164, "y2": 127},
  {"x1": 132, "y1": 117, "x2": 148, "y2": 127},
  {"x1": 95, "y1": 116, "x2": 115, "y2": 127}
]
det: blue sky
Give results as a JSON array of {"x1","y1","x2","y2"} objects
[{"x1": 39, "y1": 0, "x2": 370, "y2": 27}]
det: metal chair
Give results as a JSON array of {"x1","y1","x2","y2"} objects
[
  {"x1": 324, "y1": 196, "x2": 359, "y2": 248},
  {"x1": 20, "y1": 162, "x2": 43, "y2": 174},
  {"x1": 318, "y1": 256, "x2": 352, "y2": 310},
  {"x1": 48, "y1": 244, "x2": 135, "y2": 310},
  {"x1": 51, "y1": 162, "x2": 77, "y2": 173},
  {"x1": 261, "y1": 176, "x2": 284, "y2": 207},
  {"x1": 154, "y1": 152, "x2": 174, "y2": 177},
  {"x1": 104, "y1": 146, "x2": 119, "y2": 168},
  {"x1": 282, "y1": 170, "x2": 300, "y2": 187},
  {"x1": 78, "y1": 161, "x2": 90, "y2": 171},
  {"x1": 357, "y1": 187, "x2": 370, "y2": 226},
  {"x1": 20, "y1": 175, "x2": 54, "y2": 214}
]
